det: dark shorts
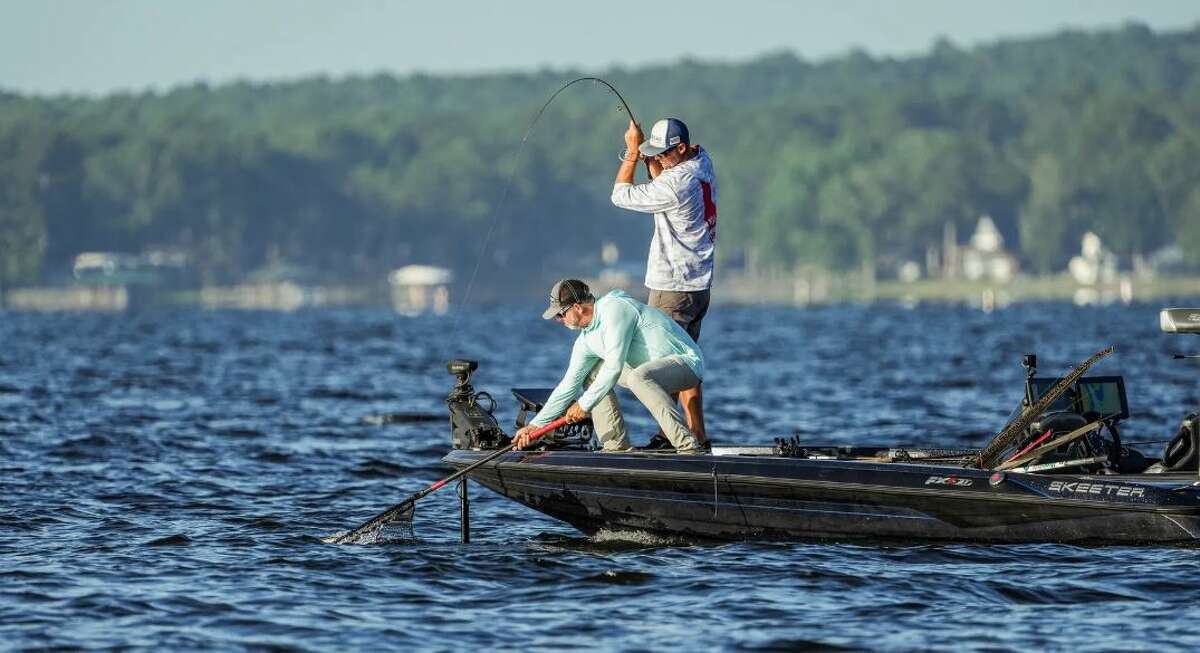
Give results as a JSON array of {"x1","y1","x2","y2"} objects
[{"x1": 648, "y1": 288, "x2": 711, "y2": 342}]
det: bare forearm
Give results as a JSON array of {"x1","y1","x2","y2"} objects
[
  {"x1": 616, "y1": 155, "x2": 638, "y2": 185},
  {"x1": 618, "y1": 119, "x2": 644, "y2": 185}
]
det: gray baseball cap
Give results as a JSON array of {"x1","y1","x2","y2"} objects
[{"x1": 542, "y1": 279, "x2": 593, "y2": 319}]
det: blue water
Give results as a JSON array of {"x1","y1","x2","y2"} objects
[{"x1": 3, "y1": 301, "x2": 1200, "y2": 651}]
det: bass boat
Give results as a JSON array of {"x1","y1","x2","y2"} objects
[{"x1": 440, "y1": 308, "x2": 1200, "y2": 544}]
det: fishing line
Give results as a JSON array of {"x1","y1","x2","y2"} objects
[
  {"x1": 414, "y1": 76, "x2": 639, "y2": 399},
  {"x1": 370, "y1": 78, "x2": 635, "y2": 426},
  {"x1": 363, "y1": 79, "x2": 637, "y2": 496},
  {"x1": 455, "y1": 77, "x2": 638, "y2": 313}
]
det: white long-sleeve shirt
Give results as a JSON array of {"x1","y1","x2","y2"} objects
[{"x1": 611, "y1": 147, "x2": 717, "y2": 292}]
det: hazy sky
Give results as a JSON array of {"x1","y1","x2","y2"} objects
[{"x1": 3, "y1": 0, "x2": 1198, "y2": 96}]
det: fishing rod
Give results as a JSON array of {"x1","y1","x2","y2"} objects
[{"x1": 456, "y1": 77, "x2": 638, "y2": 310}]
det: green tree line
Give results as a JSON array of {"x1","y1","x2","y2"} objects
[{"x1": 2, "y1": 22, "x2": 1199, "y2": 294}]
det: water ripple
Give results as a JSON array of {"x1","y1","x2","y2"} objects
[{"x1": 5, "y1": 304, "x2": 1200, "y2": 650}]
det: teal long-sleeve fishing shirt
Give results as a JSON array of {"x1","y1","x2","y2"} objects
[{"x1": 529, "y1": 290, "x2": 705, "y2": 428}]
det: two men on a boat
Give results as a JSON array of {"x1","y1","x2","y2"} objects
[
  {"x1": 511, "y1": 278, "x2": 707, "y2": 454},
  {"x1": 512, "y1": 116, "x2": 717, "y2": 454}
]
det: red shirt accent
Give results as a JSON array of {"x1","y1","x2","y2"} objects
[{"x1": 700, "y1": 180, "x2": 717, "y2": 242}]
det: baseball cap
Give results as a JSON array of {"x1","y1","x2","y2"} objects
[
  {"x1": 638, "y1": 118, "x2": 690, "y2": 157},
  {"x1": 542, "y1": 279, "x2": 593, "y2": 320}
]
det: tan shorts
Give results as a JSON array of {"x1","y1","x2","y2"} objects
[{"x1": 648, "y1": 288, "x2": 710, "y2": 342}]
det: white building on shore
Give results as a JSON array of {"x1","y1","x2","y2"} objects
[{"x1": 388, "y1": 265, "x2": 453, "y2": 314}]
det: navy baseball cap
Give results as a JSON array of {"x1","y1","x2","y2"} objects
[{"x1": 638, "y1": 118, "x2": 690, "y2": 157}]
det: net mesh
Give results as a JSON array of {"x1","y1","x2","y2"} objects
[{"x1": 322, "y1": 501, "x2": 416, "y2": 545}]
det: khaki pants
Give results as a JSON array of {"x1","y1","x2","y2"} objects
[{"x1": 586, "y1": 356, "x2": 701, "y2": 451}]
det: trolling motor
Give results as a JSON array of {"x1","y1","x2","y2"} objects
[
  {"x1": 446, "y1": 360, "x2": 509, "y2": 450},
  {"x1": 445, "y1": 360, "x2": 502, "y2": 542}
]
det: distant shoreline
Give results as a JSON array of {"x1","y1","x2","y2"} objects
[
  {"x1": 712, "y1": 273, "x2": 1200, "y2": 307},
  {"x1": 4, "y1": 274, "x2": 1200, "y2": 312}
]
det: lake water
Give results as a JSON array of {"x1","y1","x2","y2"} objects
[{"x1": 3, "y1": 301, "x2": 1200, "y2": 651}]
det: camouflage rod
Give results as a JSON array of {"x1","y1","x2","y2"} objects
[{"x1": 975, "y1": 345, "x2": 1114, "y2": 469}]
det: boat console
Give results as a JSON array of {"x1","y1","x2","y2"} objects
[
  {"x1": 1003, "y1": 309, "x2": 1200, "y2": 475},
  {"x1": 1008, "y1": 363, "x2": 1139, "y2": 473}
]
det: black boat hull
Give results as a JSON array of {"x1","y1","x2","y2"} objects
[{"x1": 443, "y1": 449, "x2": 1200, "y2": 544}]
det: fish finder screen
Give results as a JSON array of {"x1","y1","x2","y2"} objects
[
  {"x1": 1029, "y1": 376, "x2": 1128, "y2": 420},
  {"x1": 1077, "y1": 377, "x2": 1129, "y2": 420}
]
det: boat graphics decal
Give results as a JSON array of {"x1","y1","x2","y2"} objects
[
  {"x1": 925, "y1": 475, "x2": 974, "y2": 487},
  {"x1": 1047, "y1": 480, "x2": 1145, "y2": 498}
]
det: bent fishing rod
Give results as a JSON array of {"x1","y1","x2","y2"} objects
[{"x1": 455, "y1": 76, "x2": 639, "y2": 309}]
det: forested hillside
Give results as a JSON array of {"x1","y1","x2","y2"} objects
[{"x1": 2, "y1": 22, "x2": 1199, "y2": 293}]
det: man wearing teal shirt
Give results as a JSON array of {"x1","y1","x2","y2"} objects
[{"x1": 512, "y1": 279, "x2": 705, "y2": 454}]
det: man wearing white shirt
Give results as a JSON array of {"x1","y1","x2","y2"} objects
[{"x1": 611, "y1": 117, "x2": 717, "y2": 446}]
